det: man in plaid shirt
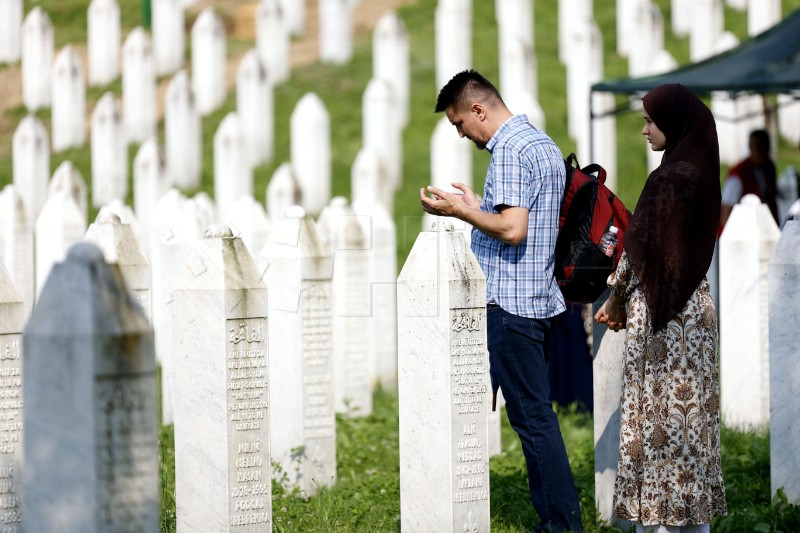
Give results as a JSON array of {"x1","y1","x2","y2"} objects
[{"x1": 421, "y1": 70, "x2": 583, "y2": 533}]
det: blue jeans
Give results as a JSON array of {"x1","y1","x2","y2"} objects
[{"x1": 487, "y1": 305, "x2": 583, "y2": 533}]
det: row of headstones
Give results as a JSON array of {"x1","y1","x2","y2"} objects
[
  {"x1": 0, "y1": 209, "x2": 499, "y2": 530},
  {"x1": 8, "y1": 8, "x2": 410, "y2": 219},
  {"x1": 593, "y1": 196, "x2": 800, "y2": 526}
]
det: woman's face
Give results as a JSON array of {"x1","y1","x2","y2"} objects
[{"x1": 642, "y1": 110, "x2": 667, "y2": 151}]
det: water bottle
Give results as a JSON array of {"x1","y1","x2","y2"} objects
[{"x1": 598, "y1": 226, "x2": 618, "y2": 257}]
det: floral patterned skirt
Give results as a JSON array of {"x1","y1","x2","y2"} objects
[{"x1": 610, "y1": 254, "x2": 727, "y2": 525}]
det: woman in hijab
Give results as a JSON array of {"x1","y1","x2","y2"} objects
[{"x1": 594, "y1": 83, "x2": 727, "y2": 532}]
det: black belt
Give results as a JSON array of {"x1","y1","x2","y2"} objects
[{"x1": 487, "y1": 303, "x2": 500, "y2": 309}]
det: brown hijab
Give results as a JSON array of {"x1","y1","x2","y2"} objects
[{"x1": 624, "y1": 83, "x2": 721, "y2": 332}]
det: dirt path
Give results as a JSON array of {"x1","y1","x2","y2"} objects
[{"x1": 0, "y1": 0, "x2": 417, "y2": 156}]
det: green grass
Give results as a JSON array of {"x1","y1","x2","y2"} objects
[{"x1": 4, "y1": 0, "x2": 800, "y2": 531}]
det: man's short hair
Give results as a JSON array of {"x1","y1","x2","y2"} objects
[{"x1": 435, "y1": 70, "x2": 504, "y2": 113}]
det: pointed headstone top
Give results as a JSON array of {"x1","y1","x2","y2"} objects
[
  {"x1": 284, "y1": 205, "x2": 306, "y2": 219},
  {"x1": 203, "y1": 223, "x2": 234, "y2": 239},
  {"x1": 95, "y1": 210, "x2": 122, "y2": 225},
  {"x1": 429, "y1": 219, "x2": 455, "y2": 232}
]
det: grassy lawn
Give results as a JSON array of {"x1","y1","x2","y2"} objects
[{"x1": 3, "y1": 0, "x2": 800, "y2": 531}]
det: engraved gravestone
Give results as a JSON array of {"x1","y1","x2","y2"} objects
[
  {"x1": 397, "y1": 221, "x2": 490, "y2": 532},
  {"x1": 173, "y1": 224, "x2": 272, "y2": 531},
  {"x1": 351, "y1": 147, "x2": 392, "y2": 216},
  {"x1": 165, "y1": 70, "x2": 202, "y2": 190},
  {"x1": 88, "y1": 0, "x2": 120, "y2": 86},
  {"x1": 769, "y1": 220, "x2": 800, "y2": 504},
  {"x1": 260, "y1": 206, "x2": 336, "y2": 495},
  {"x1": 256, "y1": 0, "x2": 290, "y2": 85},
  {"x1": 0, "y1": 186, "x2": 35, "y2": 319},
  {"x1": 291, "y1": 94, "x2": 331, "y2": 215},
  {"x1": 21, "y1": 7, "x2": 53, "y2": 110},
  {"x1": 91, "y1": 92, "x2": 128, "y2": 207},
  {"x1": 720, "y1": 194, "x2": 780, "y2": 427},
  {"x1": 317, "y1": 197, "x2": 372, "y2": 417},
  {"x1": 0, "y1": 262, "x2": 24, "y2": 531},
  {"x1": 23, "y1": 242, "x2": 158, "y2": 531},
  {"x1": 85, "y1": 211, "x2": 152, "y2": 320}
]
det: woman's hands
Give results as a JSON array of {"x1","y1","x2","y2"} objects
[{"x1": 594, "y1": 297, "x2": 627, "y2": 332}]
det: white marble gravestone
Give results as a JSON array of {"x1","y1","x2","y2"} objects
[
  {"x1": 628, "y1": 1, "x2": 664, "y2": 78},
  {"x1": 0, "y1": 186, "x2": 35, "y2": 318},
  {"x1": 435, "y1": 0, "x2": 472, "y2": 90},
  {"x1": 149, "y1": 189, "x2": 192, "y2": 425},
  {"x1": 85, "y1": 211, "x2": 151, "y2": 320},
  {"x1": 223, "y1": 195, "x2": 272, "y2": 257},
  {"x1": 397, "y1": 220, "x2": 490, "y2": 532},
  {"x1": 768, "y1": 220, "x2": 800, "y2": 504},
  {"x1": 778, "y1": 93, "x2": 800, "y2": 147},
  {"x1": 352, "y1": 196, "x2": 398, "y2": 391},
  {"x1": 192, "y1": 8, "x2": 227, "y2": 116},
  {"x1": 173, "y1": 224, "x2": 272, "y2": 531},
  {"x1": 267, "y1": 163, "x2": 302, "y2": 219},
  {"x1": 48, "y1": 160, "x2": 88, "y2": 221},
  {"x1": 319, "y1": 0, "x2": 354, "y2": 65},
  {"x1": 214, "y1": 113, "x2": 252, "y2": 215},
  {"x1": 281, "y1": 0, "x2": 304, "y2": 36},
  {"x1": 690, "y1": 0, "x2": 724, "y2": 63},
  {"x1": 616, "y1": 0, "x2": 636, "y2": 57},
  {"x1": 0, "y1": 262, "x2": 23, "y2": 530},
  {"x1": 133, "y1": 138, "x2": 169, "y2": 246},
  {"x1": 497, "y1": 0, "x2": 535, "y2": 98},
  {"x1": 559, "y1": 0, "x2": 591, "y2": 64},
  {"x1": 152, "y1": 0, "x2": 184, "y2": 75},
  {"x1": 260, "y1": 206, "x2": 337, "y2": 495},
  {"x1": 23, "y1": 241, "x2": 158, "y2": 531},
  {"x1": 363, "y1": 78, "x2": 402, "y2": 191},
  {"x1": 35, "y1": 191, "x2": 86, "y2": 296},
  {"x1": 122, "y1": 27, "x2": 157, "y2": 143},
  {"x1": 425, "y1": 117, "x2": 472, "y2": 233},
  {"x1": 592, "y1": 328, "x2": 633, "y2": 528},
  {"x1": 291, "y1": 93, "x2": 331, "y2": 215},
  {"x1": 671, "y1": 0, "x2": 692, "y2": 36},
  {"x1": 719, "y1": 194, "x2": 780, "y2": 427},
  {"x1": 165, "y1": 70, "x2": 202, "y2": 190},
  {"x1": 727, "y1": 0, "x2": 746, "y2": 9},
  {"x1": 256, "y1": 0, "x2": 290, "y2": 85},
  {"x1": 500, "y1": 43, "x2": 544, "y2": 132},
  {"x1": 237, "y1": 50, "x2": 274, "y2": 168},
  {"x1": 21, "y1": 7, "x2": 53, "y2": 110},
  {"x1": 0, "y1": 0, "x2": 22, "y2": 64},
  {"x1": 351, "y1": 147, "x2": 392, "y2": 217},
  {"x1": 373, "y1": 11, "x2": 410, "y2": 127},
  {"x1": 317, "y1": 197, "x2": 372, "y2": 416},
  {"x1": 12, "y1": 115, "x2": 49, "y2": 222},
  {"x1": 87, "y1": 0, "x2": 120, "y2": 86},
  {"x1": 748, "y1": 0, "x2": 780, "y2": 36},
  {"x1": 91, "y1": 92, "x2": 128, "y2": 207},
  {"x1": 101, "y1": 198, "x2": 143, "y2": 241},
  {"x1": 591, "y1": 92, "x2": 618, "y2": 192},
  {"x1": 567, "y1": 19, "x2": 602, "y2": 161}
]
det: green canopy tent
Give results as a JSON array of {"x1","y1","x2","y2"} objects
[
  {"x1": 589, "y1": 9, "x2": 800, "y2": 157},
  {"x1": 593, "y1": 9, "x2": 800, "y2": 95}
]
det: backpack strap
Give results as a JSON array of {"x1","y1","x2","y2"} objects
[{"x1": 581, "y1": 163, "x2": 607, "y2": 184}]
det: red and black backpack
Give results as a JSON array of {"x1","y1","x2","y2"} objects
[{"x1": 554, "y1": 153, "x2": 631, "y2": 303}]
